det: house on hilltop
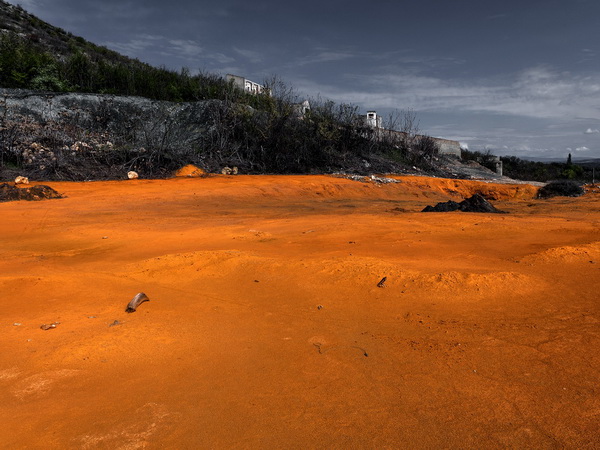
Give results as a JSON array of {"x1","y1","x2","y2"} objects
[
  {"x1": 365, "y1": 111, "x2": 383, "y2": 129},
  {"x1": 226, "y1": 74, "x2": 267, "y2": 95},
  {"x1": 294, "y1": 100, "x2": 311, "y2": 117},
  {"x1": 363, "y1": 110, "x2": 462, "y2": 158}
]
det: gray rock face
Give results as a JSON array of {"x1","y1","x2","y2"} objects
[
  {"x1": 0, "y1": 88, "x2": 215, "y2": 133},
  {"x1": 0, "y1": 88, "x2": 222, "y2": 180}
]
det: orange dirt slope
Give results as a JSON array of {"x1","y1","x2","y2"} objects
[{"x1": 0, "y1": 175, "x2": 599, "y2": 448}]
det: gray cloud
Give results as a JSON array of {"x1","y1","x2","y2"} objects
[
  {"x1": 293, "y1": 66, "x2": 600, "y2": 122},
  {"x1": 5, "y1": 0, "x2": 39, "y2": 9},
  {"x1": 293, "y1": 51, "x2": 357, "y2": 67},
  {"x1": 232, "y1": 47, "x2": 263, "y2": 64},
  {"x1": 103, "y1": 34, "x2": 234, "y2": 65}
]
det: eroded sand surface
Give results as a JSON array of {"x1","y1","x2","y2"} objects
[{"x1": 1, "y1": 175, "x2": 599, "y2": 448}]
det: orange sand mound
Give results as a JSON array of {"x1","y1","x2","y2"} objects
[
  {"x1": 174, "y1": 164, "x2": 207, "y2": 177},
  {"x1": 0, "y1": 175, "x2": 599, "y2": 448}
]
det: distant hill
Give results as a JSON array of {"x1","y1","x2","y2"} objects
[
  {"x1": 520, "y1": 156, "x2": 600, "y2": 166},
  {"x1": 518, "y1": 156, "x2": 566, "y2": 163},
  {"x1": 575, "y1": 158, "x2": 600, "y2": 168}
]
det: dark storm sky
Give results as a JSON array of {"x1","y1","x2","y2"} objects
[{"x1": 8, "y1": 0, "x2": 600, "y2": 158}]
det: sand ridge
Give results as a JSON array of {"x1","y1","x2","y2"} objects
[{"x1": 0, "y1": 175, "x2": 599, "y2": 448}]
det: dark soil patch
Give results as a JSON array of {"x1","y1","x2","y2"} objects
[
  {"x1": 388, "y1": 207, "x2": 410, "y2": 213},
  {"x1": 0, "y1": 183, "x2": 64, "y2": 202},
  {"x1": 422, "y1": 194, "x2": 506, "y2": 213},
  {"x1": 537, "y1": 180, "x2": 584, "y2": 199}
]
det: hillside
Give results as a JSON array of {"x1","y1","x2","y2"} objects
[
  {"x1": 0, "y1": 0, "x2": 244, "y2": 102},
  {"x1": 0, "y1": 1, "x2": 561, "y2": 183},
  {"x1": 0, "y1": 1, "x2": 136, "y2": 67},
  {"x1": 0, "y1": 1, "x2": 463, "y2": 180}
]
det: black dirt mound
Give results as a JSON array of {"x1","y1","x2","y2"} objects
[
  {"x1": 537, "y1": 180, "x2": 584, "y2": 199},
  {"x1": 422, "y1": 200, "x2": 461, "y2": 212},
  {"x1": 422, "y1": 194, "x2": 507, "y2": 213},
  {"x1": 0, "y1": 183, "x2": 63, "y2": 202}
]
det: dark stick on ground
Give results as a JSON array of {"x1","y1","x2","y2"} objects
[{"x1": 125, "y1": 292, "x2": 150, "y2": 313}]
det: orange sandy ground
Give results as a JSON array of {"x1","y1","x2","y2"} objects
[{"x1": 0, "y1": 175, "x2": 599, "y2": 448}]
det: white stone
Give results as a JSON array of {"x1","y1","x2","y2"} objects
[
  {"x1": 127, "y1": 171, "x2": 139, "y2": 179},
  {"x1": 14, "y1": 176, "x2": 29, "y2": 185}
]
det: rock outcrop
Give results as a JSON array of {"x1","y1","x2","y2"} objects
[
  {"x1": 0, "y1": 88, "x2": 218, "y2": 180},
  {"x1": 422, "y1": 194, "x2": 507, "y2": 213}
]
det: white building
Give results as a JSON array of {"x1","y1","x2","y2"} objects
[
  {"x1": 226, "y1": 74, "x2": 266, "y2": 95},
  {"x1": 364, "y1": 110, "x2": 462, "y2": 158},
  {"x1": 294, "y1": 100, "x2": 311, "y2": 117},
  {"x1": 365, "y1": 111, "x2": 383, "y2": 128}
]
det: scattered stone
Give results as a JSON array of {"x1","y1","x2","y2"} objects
[
  {"x1": 125, "y1": 292, "x2": 150, "y2": 313},
  {"x1": 14, "y1": 176, "x2": 29, "y2": 185},
  {"x1": 0, "y1": 183, "x2": 63, "y2": 202},
  {"x1": 422, "y1": 194, "x2": 507, "y2": 213},
  {"x1": 102, "y1": 236, "x2": 108, "y2": 239},
  {"x1": 332, "y1": 173, "x2": 400, "y2": 184},
  {"x1": 220, "y1": 166, "x2": 239, "y2": 175},
  {"x1": 40, "y1": 322, "x2": 60, "y2": 330},
  {"x1": 127, "y1": 171, "x2": 139, "y2": 179},
  {"x1": 370, "y1": 174, "x2": 399, "y2": 184},
  {"x1": 377, "y1": 277, "x2": 387, "y2": 288},
  {"x1": 13, "y1": 323, "x2": 22, "y2": 326},
  {"x1": 108, "y1": 320, "x2": 121, "y2": 327},
  {"x1": 87, "y1": 316, "x2": 97, "y2": 319},
  {"x1": 317, "y1": 305, "x2": 323, "y2": 310}
]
